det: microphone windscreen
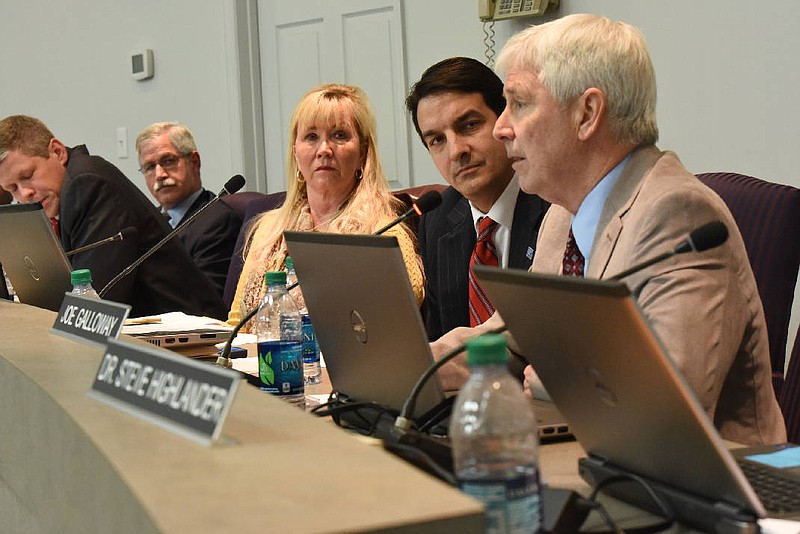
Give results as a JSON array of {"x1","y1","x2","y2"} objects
[
  {"x1": 689, "y1": 221, "x2": 728, "y2": 252},
  {"x1": 413, "y1": 190, "x2": 443, "y2": 215},
  {"x1": 221, "y1": 175, "x2": 246, "y2": 196},
  {"x1": 120, "y1": 226, "x2": 138, "y2": 240}
]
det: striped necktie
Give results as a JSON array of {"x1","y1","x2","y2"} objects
[{"x1": 468, "y1": 216, "x2": 499, "y2": 326}]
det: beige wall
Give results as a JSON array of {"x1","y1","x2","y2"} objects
[{"x1": 2, "y1": 0, "x2": 799, "y2": 352}]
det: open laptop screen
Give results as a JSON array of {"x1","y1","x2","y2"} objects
[
  {"x1": 0, "y1": 203, "x2": 72, "y2": 311},
  {"x1": 284, "y1": 231, "x2": 445, "y2": 415},
  {"x1": 473, "y1": 266, "x2": 764, "y2": 519}
]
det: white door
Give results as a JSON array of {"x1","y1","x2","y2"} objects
[{"x1": 257, "y1": 0, "x2": 410, "y2": 193}]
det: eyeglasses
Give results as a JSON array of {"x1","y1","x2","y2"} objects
[{"x1": 139, "y1": 154, "x2": 187, "y2": 177}]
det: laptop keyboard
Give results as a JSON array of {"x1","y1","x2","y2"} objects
[{"x1": 737, "y1": 459, "x2": 800, "y2": 514}]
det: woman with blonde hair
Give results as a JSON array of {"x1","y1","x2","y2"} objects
[{"x1": 228, "y1": 83, "x2": 424, "y2": 329}]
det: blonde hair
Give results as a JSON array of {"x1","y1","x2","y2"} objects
[
  {"x1": 244, "y1": 83, "x2": 408, "y2": 271},
  {"x1": 497, "y1": 14, "x2": 658, "y2": 146}
]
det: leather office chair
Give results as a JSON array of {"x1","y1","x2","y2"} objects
[
  {"x1": 781, "y1": 326, "x2": 800, "y2": 443},
  {"x1": 696, "y1": 172, "x2": 800, "y2": 398},
  {"x1": 219, "y1": 191, "x2": 274, "y2": 221},
  {"x1": 221, "y1": 191, "x2": 287, "y2": 308},
  {"x1": 392, "y1": 184, "x2": 447, "y2": 237}
]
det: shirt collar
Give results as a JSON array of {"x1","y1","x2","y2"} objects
[
  {"x1": 571, "y1": 153, "x2": 632, "y2": 265},
  {"x1": 165, "y1": 188, "x2": 204, "y2": 228},
  {"x1": 468, "y1": 174, "x2": 519, "y2": 230}
]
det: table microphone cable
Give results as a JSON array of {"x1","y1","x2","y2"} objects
[{"x1": 393, "y1": 324, "x2": 508, "y2": 433}]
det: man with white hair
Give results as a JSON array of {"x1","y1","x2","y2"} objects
[
  {"x1": 136, "y1": 122, "x2": 241, "y2": 298},
  {"x1": 433, "y1": 14, "x2": 785, "y2": 446}
]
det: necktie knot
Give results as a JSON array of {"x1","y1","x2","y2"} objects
[{"x1": 477, "y1": 216, "x2": 497, "y2": 240}]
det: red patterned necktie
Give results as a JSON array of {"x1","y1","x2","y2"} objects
[
  {"x1": 50, "y1": 217, "x2": 59, "y2": 237},
  {"x1": 469, "y1": 216, "x2": 499, "y2": 326},
  {"x1": 562, "y1": 228, "x2": 584, "y2": 277}
]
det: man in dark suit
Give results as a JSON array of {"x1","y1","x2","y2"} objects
[
  {"x1": 135, "y1": 122, "x2": 241, "y2": 298},
  {"x1": 0, "y1": 115, "x2": 227, "y2": 319},
  {"x1": 406, "y1": 57, "x2": 549, "y2": 349}
]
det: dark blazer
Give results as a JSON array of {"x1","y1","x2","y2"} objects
[
  {"x1": 175, "y1": 188, "x2": 242, "y2": 299},
  {"x1": 418, "y1": 185, "x2": 549, "y2": 341},
  {"x1": 60, "y1": 145, "x2": 227, "y2": 319}
]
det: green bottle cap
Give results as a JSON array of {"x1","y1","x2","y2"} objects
[
  {"x1": 265, "y1": 271, "x2": 287, "y2": 286},
  {"x1": 285, "y1": 256, "x2": 294, "y2": 270},
  {"x1": 70, "y1": 269, "x2": 93, "y2": 285},
  {"x1": 466, "y1": 334, "x2": 509, "y2": 365}
]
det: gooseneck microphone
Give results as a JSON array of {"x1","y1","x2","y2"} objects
[
  {"x1": 394, "y1": 325, "x2": 508, "y2": 432},
  {"x1": 216, "y1": 189, "x2": 444, "y2": 368},
  {"x1": 98, "y1": 175, "x2": 245, "y2": 298},
  {"x1": 374, "y1": 190, "x2": 442, "y2": 236},
  {"x1": 608, "y1": 220, "x2": 728, "y2": 281},
  {"x1": 65, "y1": 226, "x2": 137, "y2": 257}
]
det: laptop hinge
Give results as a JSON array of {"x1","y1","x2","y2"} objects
[{"x1": 579, "y1": 456, "x2": 759, "y2": 534}]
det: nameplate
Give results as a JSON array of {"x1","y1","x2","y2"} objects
[
  {"x1": 88, "y1": 338, "x2": 241, "y2": 445},
  {"x1": 52, "y1": 293, "x2": 130, "y2": 346}
]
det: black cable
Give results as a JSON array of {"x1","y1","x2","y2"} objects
[
  {"x1": 382, "y1": 441, "x2": 457, "y2": 486},
  {"x1": 312, "y1": 395, "x2": 457, "y2": 485},
  {"x1": 394, "y1": 325, "x2": 508, "y2": 431},
  {"x1": 578, "y1": 473, "x2": 675, "y2": 534},
  {"x1": 310, "y1": 392, "x2": 398, "y2": 437}
]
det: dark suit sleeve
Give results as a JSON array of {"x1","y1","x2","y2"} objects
[
  {"x1": 60, "y1": 171, "x2": 142, "y2": 299},
  {"x1": 418, "y1": 213, "x2": 444, "y2": 340},
  {"x1": 60, "y1": 150, "x2": 227, "y2": 318},
  {"x1": 179, "y1": 201, "x2": 242, "y2": 298}
]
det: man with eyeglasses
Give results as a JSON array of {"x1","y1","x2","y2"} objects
[
  {"x1": 136, "y1": 122, "x2": 241, "y2": 298},
  {"x1": 0, "y1": 114, "x2": 227, "y2": 319}
]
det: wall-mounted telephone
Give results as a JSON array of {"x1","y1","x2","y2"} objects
[{"x1": 478, "y1": 0, "x2": 558, "y2": 21}]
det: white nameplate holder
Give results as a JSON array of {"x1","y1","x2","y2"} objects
[
  {"x1": 88, "y1": 338, "x2": 241, "y2": 445},
  {"x1": 52, "y1": 293, "x2": 130, "y2": 346}
]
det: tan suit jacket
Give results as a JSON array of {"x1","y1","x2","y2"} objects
[{"x1": 434, "y1": 146, "x2": 786, "y2": 445}]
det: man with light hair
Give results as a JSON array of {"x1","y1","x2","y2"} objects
[
  {"x1": 136, "y1": 122, "x2": 241, "y2": 298},
  {"x1": 433, "y1": 14, "x2": 785, "y2": 446}
]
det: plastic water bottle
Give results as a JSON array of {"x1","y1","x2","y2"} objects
[
  {"x1": 449, "y1": 334, "x2": 541, "y2": 533},
  {"x1": 285, "y1": 256, "x2": 321, "y2": 385},
  {"x1": 253, "y1": 271, "x2": 304, "y2": 407},
  {"x1": 70, "y1": 269, "x2": 100, "y2": 298}
]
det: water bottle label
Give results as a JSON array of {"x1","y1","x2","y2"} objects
[
  {"x1": 257, "y1": 340, "x2": 304, "y2": 397},
  {"x1": 301, "y1": 315, "x2": 320, "y2": 365},
  {"x1": 459, "y1": 471, "x2": 540, "y2": 534}
]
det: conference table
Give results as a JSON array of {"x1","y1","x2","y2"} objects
[{"x1": 0, "y1": 299, "x2": 694, "y2": 533}]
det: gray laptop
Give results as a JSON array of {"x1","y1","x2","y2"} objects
[
  {"x1": 0, "y1": 203, "x2": 72, "y2": 311},
  {"x1": 474, "y1": 266, "x2": 800, "y2": 531},
  {"x1": 125, "y1": 328, "x2": 232, "y2": 350},
  {"x1": 284, "y1": 231, "x2": 571, "y2": 439}
]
